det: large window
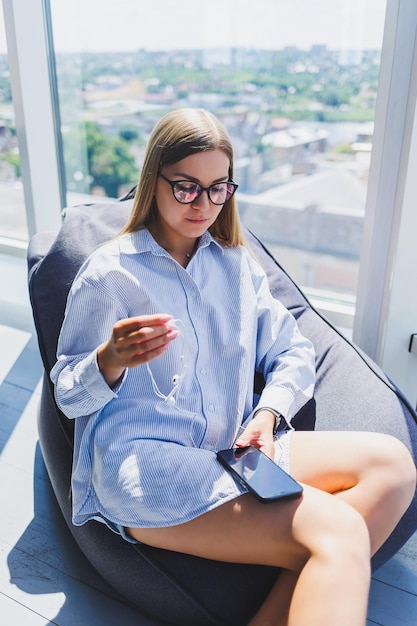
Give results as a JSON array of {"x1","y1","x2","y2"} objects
[
  {"x1": 49, "y1": 0, "x2": 387, "y2": 315},
  {"x1": 4, "y1": 1, "x2": 417, "y2": 405}
]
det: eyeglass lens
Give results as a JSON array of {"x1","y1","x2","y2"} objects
[{"x1": 173, "y1": 181, "x2": 235, "y2": 205}]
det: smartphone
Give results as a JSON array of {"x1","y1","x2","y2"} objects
[{"x1": 217, "y1": 446, "x2": 303, "y2": 503}]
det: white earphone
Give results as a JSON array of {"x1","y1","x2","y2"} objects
[{"x1": 146, "y1": 319, "x2": 188, "y2": 408}]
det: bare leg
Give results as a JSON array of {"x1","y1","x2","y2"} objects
[
  {"x1": 248, "y1": 569, "x2": 298, "y2": 626},
  {"x1": 247, "y1": 431, "x2": 416, "y2": 624},
  {"x1": 126, "y1": 432, "x2": 415, "y2": 626},
  {"x1": 128, "y1": 486, "x2": 371, "y2": 626},
  {"x1": 289, "y1": 431, "x2": 416, "y2": 555}
]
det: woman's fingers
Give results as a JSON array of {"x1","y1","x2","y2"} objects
[
  {"x1": 113, "y1": 314, "x2": 173, "y2": 340},
  {"x1": 112, "y1": 314, "x2": 180, "y2": 365},
  {"x1": 130, "y1": 327, "x2": 180, "y2": 364}
]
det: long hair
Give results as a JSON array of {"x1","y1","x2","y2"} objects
[{"x1": 121, "y1": 108, "x2": 244, "y2": 246}]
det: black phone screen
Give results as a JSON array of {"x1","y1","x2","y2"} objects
[{"x1": 217, "y1": 446, "x2": 303, "y2": 502}]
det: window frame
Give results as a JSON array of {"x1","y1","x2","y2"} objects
[
  {"x1": 2, "y1": 0, "x2": 63, "y2": 242},
  {"x1": 352, "y1": 0, "x2": 417, "y2": 406}
]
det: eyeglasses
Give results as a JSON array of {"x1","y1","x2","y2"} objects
[{"x1": 159, "y1": 172, "x2": 238, "y2": 205}]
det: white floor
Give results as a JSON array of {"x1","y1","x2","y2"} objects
[{"x1": 0, "y1": 254, "x2": 416, "y2": 625}]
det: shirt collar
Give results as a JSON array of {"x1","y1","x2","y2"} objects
[{"x1": 119, "y1": 227, "x2": 224, "y2": 257}]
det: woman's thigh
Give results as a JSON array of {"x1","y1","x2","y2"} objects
[
  {"x1": 127, "y1": 481, "x2": 367, "y2": 571},
  {"x1": 289, "y1": 430, "x2": 404, "y2": 492}
]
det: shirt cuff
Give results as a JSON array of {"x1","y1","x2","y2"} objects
[
  {"x1": 78, "y1": 349, "x2": 126, "y2": 401},
  {"x1": 252, "y1": 406, "x2": 281, "y2": 432}
]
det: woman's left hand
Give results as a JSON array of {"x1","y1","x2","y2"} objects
[{"x1": 235, "y1": 410, "x2": 276, "y2": 460}]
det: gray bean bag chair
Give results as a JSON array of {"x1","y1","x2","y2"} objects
[{"x1": 27, "y1": 192, "x2": 417, "y2": 626}]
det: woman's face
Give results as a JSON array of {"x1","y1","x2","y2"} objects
[{"x1": 154, "y1": 149, "x2": 230, "y2": 249}]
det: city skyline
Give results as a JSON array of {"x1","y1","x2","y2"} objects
[{"x1": 1, "y1": 0, "x2": 386, "y2": 54}]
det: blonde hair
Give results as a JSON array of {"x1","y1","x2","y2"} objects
[{"x1": 121, "y1": 108, "x2": 244, "y2": 247}]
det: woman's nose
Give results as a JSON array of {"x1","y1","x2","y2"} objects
[{"x1": 191, "y1": 189, "x2": 211, "y2": 209}]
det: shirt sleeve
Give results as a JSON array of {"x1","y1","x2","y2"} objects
[
  {"x1": 50, "y1": 269, "x2": 128, "y2": 419},
  {"x1": 252, "y1": 262, "x2": 316, "y2": 423}
]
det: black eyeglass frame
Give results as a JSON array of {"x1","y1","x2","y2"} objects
[{"x1": 159, "y1": 172, "x2": 238, "y2": 205}]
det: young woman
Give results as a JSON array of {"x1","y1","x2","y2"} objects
[{"x1": 51, "y1": 108, "x2": 416, "y2": 626}]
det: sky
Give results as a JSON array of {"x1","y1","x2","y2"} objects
[{"x1": 1, "y1": 0, "x2": 387, "y2": 54}]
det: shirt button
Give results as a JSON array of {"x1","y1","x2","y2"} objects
[
  {"x1": 208, "y1": 404, "x2": 215, "y2": 412},
  {"x1": 200, "y1": 368, "x2": 206, "y2": 375}
]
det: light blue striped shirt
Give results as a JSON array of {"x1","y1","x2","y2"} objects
[{"x1": 51, "y1": 228, "x2": 315, "y2": 529}]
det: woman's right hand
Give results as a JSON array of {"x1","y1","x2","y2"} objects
[{"x1": 97, "y1": 314, "x2": 179, "y2": 387}]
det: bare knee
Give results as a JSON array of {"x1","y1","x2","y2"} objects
[
  {"x1": 293, "y1": 490, "x2": 371, "y2": 575},
  {"x1": 312, "y1": 500, "x2": 371, "y2": 567},
  {"x1": 368, "y1": 434, "x2": 416, "y2": 496}
]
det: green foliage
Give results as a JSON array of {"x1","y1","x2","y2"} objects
[
  {"x1": 119, "y1": 125, "x2": 140, "y2": 143},
  {"x1": 0, "y1": 151, "x2": 20, "y2": 177},
  {"x1": 90, "y1": 134, "x2": 137, "y2": 197},
  {"x1": 63, "y1": 120, "x2": 138, "y2": 197},
  {"x1": 335, "y1": 142, "x2": 354, "y2": 154}
]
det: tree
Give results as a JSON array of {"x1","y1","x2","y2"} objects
[
  {"x1": 119, "y1": 125, "x2": 140, "y2": 143},
  {"x1": 63, "y1": 121, "x2": 138, "y2": 197},
  {"x1": 90, "y1": 134, "x2": 137, "y2": 197}
]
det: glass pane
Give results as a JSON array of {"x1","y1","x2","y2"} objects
[
  {"x1": 0, "y1": 4, "x2": 28, "y2": 243},
  {"x1": 50, "y1": 0, "x2": 387, "y2": 311}
]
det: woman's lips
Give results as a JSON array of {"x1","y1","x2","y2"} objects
[{"x1": 186, "y1": 217, "x2": 208, "y2": 224}]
